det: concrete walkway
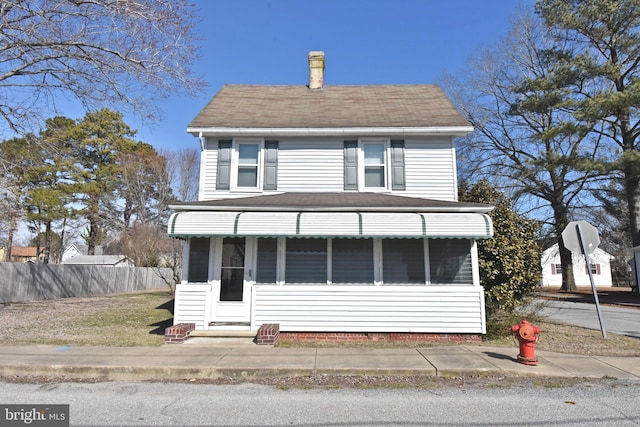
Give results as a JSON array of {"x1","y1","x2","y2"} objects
[{"x1": 0, "y1": 338, "x2": 639, "y2": 382}]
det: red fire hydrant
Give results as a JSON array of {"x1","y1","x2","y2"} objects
[{"x1": 511, "y1": 319, "x2": 541, "y2": 366}]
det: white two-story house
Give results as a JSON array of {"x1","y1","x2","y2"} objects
[{"x1": 168, "y1": 52, "x2": 494, "y2": 341}]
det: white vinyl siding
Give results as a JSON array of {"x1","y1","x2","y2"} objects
[
  {"x1": 173, "y1": 283, "x2": 486, "y2": 333},
  {"x1": 277, "y1": 140, "x2": 344, "y2": 191},
  {"x1": 198, "y1": 137, "x2": 458, "y2": 200},
  {"x1": 252, "y1": 285, "x2": 486, "y2": 333},
  {"x1": 173, "y1": 284, "x2": 211, "y2": 329},
  {"x1": 199, "y1": 139, "x2": 218, "y2": 200},
  {"x1": 404, "y1": 138, "x2": 457, "y2": 201}
]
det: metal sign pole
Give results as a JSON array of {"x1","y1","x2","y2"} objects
[{"x1": 576, "y1": 223, "x2": 607, "y2": 339}]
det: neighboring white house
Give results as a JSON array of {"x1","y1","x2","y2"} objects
[
  {"x1": 541, "y1": 243, "x2": 614, "y2": 287},
  {"x1": 61, "y1": 244, "x2": 85, "y2": 262},
  {"x1": 167, "y1": 51, "x2": 494, "y2": 339},
  {"x1": 61, "y1": 255, "x2": 134, "y2": 267}
]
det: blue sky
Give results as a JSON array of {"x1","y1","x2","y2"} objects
[{"x1": 128, "y1": 0, "x2": 535, "y2": 151}]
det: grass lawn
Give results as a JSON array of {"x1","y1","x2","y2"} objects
[
  {"x1": 2, "y1": 289, "x2": 640, "y2": 356},
  {"x1": 0, "y1": 291, "x2": 174, "y2": 347}
]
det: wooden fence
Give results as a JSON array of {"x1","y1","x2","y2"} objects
[{"x1": 0, "y1": 263, "x2": 175, "y2": 303}]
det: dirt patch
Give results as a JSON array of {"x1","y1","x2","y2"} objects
[{"x1": 0, "y1": 372, "x2": 612, "y2": 390}]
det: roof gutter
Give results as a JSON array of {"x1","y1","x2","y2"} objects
[
  {"x1": 186, "y1": 126, "x2": 474, "y2": 138},
  {"x1": 168, "y1": 204, "x2": 494, "y2": 214}
]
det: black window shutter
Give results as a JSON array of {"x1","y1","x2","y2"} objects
[
  {"x1": 344, "y1": 140, "x2": 358, "y2": 190},
  {"x1": 216, "y1": 140, "x2": 232, "y2": 190},
  {"x1": 390, "y1": 140, "x2": 406, "y2": 190},
  {"x1": 263, "y1": 140, "x2": 278, "y2": 190}
]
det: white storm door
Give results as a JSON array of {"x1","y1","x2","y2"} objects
[{"x1": 212, "y1": 237, "x2": 251, "y2": 323}]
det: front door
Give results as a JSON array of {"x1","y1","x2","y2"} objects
[{"x1": 212, "y1": 237, "x2": 251, "y2": 325}]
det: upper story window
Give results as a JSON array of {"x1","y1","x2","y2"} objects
[
  {"x1": 344, "y1": 139, "x2": 405, "y2": 192},
  {"x1": 237, "y1": 143, "x2": 260, "y2": 188},
  {"x1": 363, "y1": 143, "x2": 386, "y2": 188},
  {"x1": 216, "y1": 139, "x2": 278, "y2": 191}
]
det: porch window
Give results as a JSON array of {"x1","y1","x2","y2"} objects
[
  {"x1": 285, "y1": 238, "x2": 327, "y2": 283},
  {"x1": 256, "y1": 238, "x2": 278, "y2": 283},
  {"x1": 187, "y1": 237, "x2": 210, "y2": 282},
  {"x1": 332, "y1": 238, "x2": 374, "y2": 283},
  {"x1": 429, "y1": 239, "x2": 473, "y2": 284},
  {"x1": 382, "y1": 239, "x2": 426, "y2": 284}
]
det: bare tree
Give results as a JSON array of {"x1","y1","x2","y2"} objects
[
  {"x1": 119, "y1": 145, "x2": 176, "y2": 229},
  {"x1": 166, "y1": 147, "x2": 200, "y2": 202},
  {"x1": 0, "y1": 0, "x2": 205, "y2": 135}
]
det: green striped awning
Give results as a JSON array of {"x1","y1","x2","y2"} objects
[{"x1": 167, "y1": 211, "x2": 493, "y2": 239}]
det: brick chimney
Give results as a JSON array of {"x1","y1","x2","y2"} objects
[{"x1": 308, "y1": 51, "x2": 325, "y2": 90}]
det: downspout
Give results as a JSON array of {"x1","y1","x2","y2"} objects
[{"x1": 198, "y1": 131, "x2": 205, "y2": 151}]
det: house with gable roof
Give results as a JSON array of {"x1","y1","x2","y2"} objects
[
  {"x1": 540, "y1": 243, "x2": 614, "y2": 288},
  {"x1": 167, "y1": 52, "x2": 494, "y2": 341}
]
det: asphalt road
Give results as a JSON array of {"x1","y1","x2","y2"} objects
[
  {"x1": 536, "y1": 298, "x2": 640, "y2": 338},
  {"x1": 2, "y1": 381, "x2": 640, "y2": 426}
]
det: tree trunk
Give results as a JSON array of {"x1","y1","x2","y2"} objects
[
  {"x1": 43, "y1": 219, "x2": 52, "y2": 264},
  {"x1": 87, "y1": 216, "x2": 98, "y2": 255},
  {"x1": 558, "y1": 237, "x2": 576, "y2": 292},
  {"x1": 57, "y1": 216, "x2": 67, "y2": 264},
  {"x1": 552, "y1": 198, "x2": 576, "y2": 292},
  {"x1": 3, "y1": 213, "x2": 16, "y2": 262},
  {"x1": 623, "y1": 152, "x2": 640, "y2": 249}
]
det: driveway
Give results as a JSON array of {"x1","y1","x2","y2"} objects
[{"x1": 537, "y1": 298, "x2": 640, "y2": 339}]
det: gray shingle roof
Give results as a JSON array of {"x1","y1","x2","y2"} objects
[
  {"x1": 188, "y1": 84, "x2": 471, "y2": 129},
  {"x1": 171, "y1": 192, "x2": 493, "y2": 213}
]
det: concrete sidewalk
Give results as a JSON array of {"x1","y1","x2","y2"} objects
[{"x1": 0, "y1": 338, "x2": 638, "y2": 382}]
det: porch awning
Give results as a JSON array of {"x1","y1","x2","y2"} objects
[{"x1": 168, "y1": 211, "x2": 493, "y2": 239}]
